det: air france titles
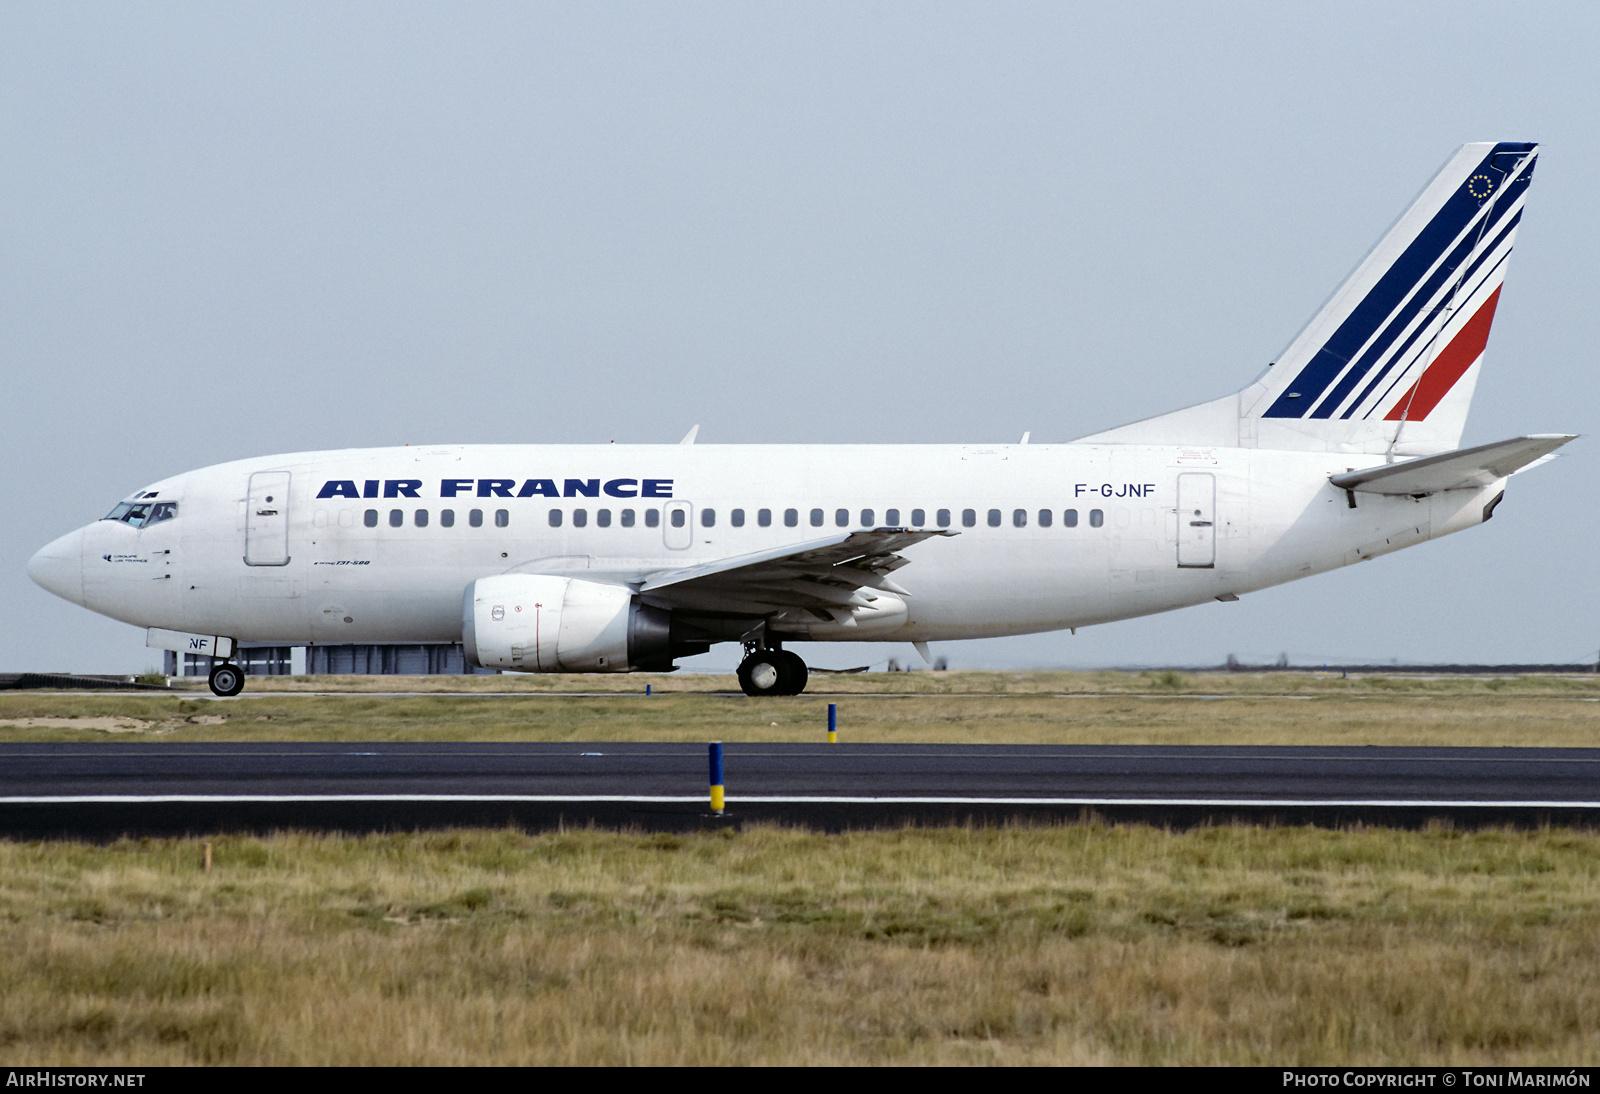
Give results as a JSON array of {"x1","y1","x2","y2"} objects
[{"x1": 315, "y1": 478, "x2": 674, "y2": 500}]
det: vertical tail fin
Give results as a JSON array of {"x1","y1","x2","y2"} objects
[{"x1": 1077, "y1": 142, "x2": 1538, "y2": 455}]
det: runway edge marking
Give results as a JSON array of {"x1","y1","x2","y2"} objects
[{"x1": 5, "y1": 795, "x2": 1600, "y2": 808}]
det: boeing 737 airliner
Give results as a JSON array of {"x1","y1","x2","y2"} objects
[{"x1": 28, "y1": 142, "x2": 1573, "y2": 697}]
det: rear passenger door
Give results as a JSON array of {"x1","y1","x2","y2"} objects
[{"x1": 1176, "y1": 473, "x2": 1215, "y2": 568}]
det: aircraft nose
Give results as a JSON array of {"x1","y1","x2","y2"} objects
[{"x1": 28, "y1": 527, "x2": 86, "y2": 607}]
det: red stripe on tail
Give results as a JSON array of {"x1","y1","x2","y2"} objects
[{"x1": 1384, "y1": 286, "x2": 1502, "y2": 421}]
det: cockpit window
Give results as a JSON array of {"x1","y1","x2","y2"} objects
[{"x1": 101, "y1": 500, "x2": 178, "y2": 528}]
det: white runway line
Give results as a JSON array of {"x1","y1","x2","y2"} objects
[{"x1": 3, "y1": 794, "x2": 1599, "y2": 808}]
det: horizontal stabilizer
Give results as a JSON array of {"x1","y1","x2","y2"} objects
[{"x1": 1330, "y1": 434, "x2": 1574, "y2": 495}]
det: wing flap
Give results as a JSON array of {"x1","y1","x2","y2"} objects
[
  {"x1": 1330, "y1": 434, "x2": 1575, "y2": 495},
  {"x1": 638, "y1": 528, "x2": 955, "y2": 614}
]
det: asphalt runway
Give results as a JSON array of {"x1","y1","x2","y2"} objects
[{"x1": 4, "y1": 742, "x2": 1600, "y2": 838}]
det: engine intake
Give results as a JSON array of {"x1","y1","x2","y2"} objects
[{"x1": 462, "y1": 574, "x2": 676, "y2": 672}]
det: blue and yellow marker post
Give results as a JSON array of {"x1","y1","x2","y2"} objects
[
  {"x1": 827, "y1": 703, "x2": 837, "y2": 744},
  {"x1": 709, "y1": 741, "x2": 725, "y2": 815}
]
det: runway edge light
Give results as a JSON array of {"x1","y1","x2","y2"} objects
[{"x1": 709, "y1": 742, "x2": 724, "y2": 815}]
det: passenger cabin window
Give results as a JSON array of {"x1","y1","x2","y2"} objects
[
  {"x1": 597, "y1": 509, "x2": 611, "y2": 527},
  {"x1": 415, "y1": 509, "x2": 428, "y2": 527},
  {"x1": 962, "y1": 509, "x2": 977, "y2": 528},
  {"x1": 1012, "y1": 509, "x2": 1026, "y2": 528},
  {"x1": 1038, "y1": 509, "x2": 1052, "y2": 528},
  {"x1": 1063, "y1": 509, "x2": 1078, "y2": 528},
  {"x1": 495, "y1": 509, "x2": 509, "y2": 528},
  {"x1": 731, "y1": 508, "x2": 745, "y2": 527},
  {"x1": 573, "y1": 509, "x2": 588, "y2": 528},
  {"x1": 645, "y1": 509, "x2": 660, "y2": 528},
  {"x1": 441, "y1": 509, "x2": 455, "y2": 528},
  {"x1": 936, "y1": 509, "x2": 951, "y2": 528},
  {"x1": 835, "y1": 508, "x2": 849, "y2": 527},
  {"x1": 364, "y1": 509, "x2": 379, "y2": 528},
  {"x1": 389, "y1": 509, "x2": 403, "y2": 528},
  {"x1": 621, "y1": 509, "x2": 636, "y2": 527},
  {"x1": 987, "y1": 509, "x2": 1001, "y2": 527},
  {"x1": 1089, "y1": 509, "x2": 1104, "y2": 528},
  {"x1": 810, "y1": 509, "x2": 824, "y2": 527},
  {"x1": 860, "y1": 509, "x2": 874, "y2": 526},
  {"x1": 885, "y1": 509, "x2": 900, "y2": 526},
  {"x1": 469, "y1": 509, "x2": 484, "y2": 527},
  {"x1": 549, "y1": 509, "x2": 563, "y2": 527},
  {"x1": 785, "y1": 509, "x2": 799, "y2": 527},
  {"x1": 758, "y1": 508, "x2": 772, "y2": 527},
  {"x1": 911, "y1": 509, "x2": 926, "y2": 526},
  {"x1": 670, "y1": 509, "x2": 686, "y2": 528},
  {"x1": 701, "y1": 509, "x2": 715, "y2": 528}
]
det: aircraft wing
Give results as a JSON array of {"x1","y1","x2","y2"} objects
[
  {"x1": 637, "y1": 528, "x2": 955, "y2": 615},
  {"x1": 1330, "y1": 434, "x2": 1576, "y2": 496}
]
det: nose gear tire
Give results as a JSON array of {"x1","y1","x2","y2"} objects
[{"x1": 208, "y1": 663, "x2": 245, "y2": 697}]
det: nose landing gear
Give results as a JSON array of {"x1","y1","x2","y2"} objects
[
  {"x1": 736, "y1": 645, "x2": 809, "y2": 697},
  {"x1": 208, "y1": 662, "x2": 246, "y2": 698}
]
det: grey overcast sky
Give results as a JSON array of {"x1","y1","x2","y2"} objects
[{"x1": 3, "y1": 2, "x2": 1596, "y2": 673}]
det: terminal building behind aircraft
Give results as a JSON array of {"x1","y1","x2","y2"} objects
[{"x1": 28, "y1": 142, "x2": 1574, "y2": 697}]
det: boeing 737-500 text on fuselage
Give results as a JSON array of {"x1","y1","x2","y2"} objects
[{"x1": 28, "y1": 142, "x2": 1573, "y2": 696}]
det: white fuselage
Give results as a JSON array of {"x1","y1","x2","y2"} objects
[
  {"x1": 33, "y1": 442, "x2": 1502, "y2": 649},
  {"x1": 24, "y1": 143, "x2": 1554, "y2": 686}
]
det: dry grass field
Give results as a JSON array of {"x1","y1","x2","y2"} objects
[
  {"x1": 1, "y1": 670, "x2": 1598, "y2": 747},
  {"x1": 3, "y1": 824, "x2": 1599, "y2": 1065},
  {"x1": 3, "y1": 672, "x2": 1599, "y2": 1065}
]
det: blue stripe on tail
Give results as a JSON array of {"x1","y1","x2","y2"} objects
[
  {"x1": 1342, "y1": 213, "x2": 1520, "y2": 419},
  {"x1": 1315, "y1": 195, "x2": 1526, "y2": 420},
  {"x1": 1262, "y1": 143, "x2": 1536, "y2": 419}
]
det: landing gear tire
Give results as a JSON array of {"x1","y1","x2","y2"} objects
[
  {"x1": 778, "y1": 651, "x2": 808, "y2": 695},
  {"x1": 737, "y1": 650, "x2": 809, "y2": 696},
  {"x1": 737, "y1": 651, "x2": 787, "y2": 696},
  {"x1": 208, "y1": 663, "x2": 245, "y2": 698}
]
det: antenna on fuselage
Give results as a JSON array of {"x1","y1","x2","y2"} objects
[{"x1": 680, "y1": 424, "x2": 700, "y2": 445}]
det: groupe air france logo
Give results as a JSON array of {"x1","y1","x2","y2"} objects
[{"x1": 1467, "y1": 173, "x2": 1495, "y2": 200}]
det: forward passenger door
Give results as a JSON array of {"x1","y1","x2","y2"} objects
[{"x1": 245, "y1": 471, "x2": 292, "y2": 566}]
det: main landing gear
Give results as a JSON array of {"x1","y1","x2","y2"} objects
[
  {"x1": 208, "y1": 662, "x2": 246, "y2": 698},
  {"x1": 736, "y1": 645, "x2": 809, "y2": 697}
]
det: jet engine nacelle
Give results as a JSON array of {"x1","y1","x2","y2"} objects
[{"x1": 462, "y1": 574, "x2": 672, "y2": 672}]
